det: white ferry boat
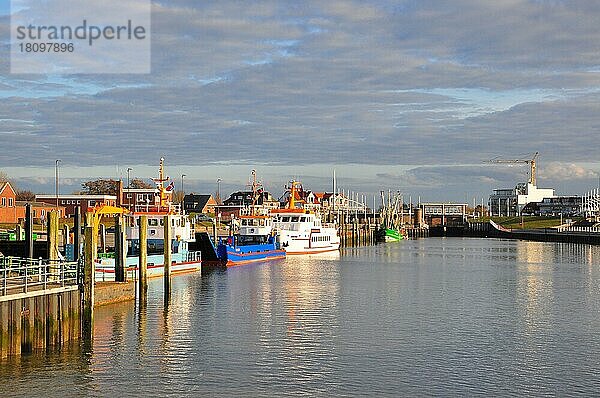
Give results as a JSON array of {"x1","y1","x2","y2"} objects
[{"x1": 271, "y1": 181, "x2": 340, "y2": 255}]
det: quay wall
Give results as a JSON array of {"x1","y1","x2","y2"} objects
[
  {"x1": 0, "y1": 287, "x2": 80, "y2": 358},
  {"x1": 465, "y1": 222, "x2": 600, "y2": 245}
]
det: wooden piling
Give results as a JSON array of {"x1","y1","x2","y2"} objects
[
  {"x1": 163, "y1": 215, "x2": 172, "y2": 297},
  {"x1": 99, "y1": 224, "x2": 106, "y2": 254},
  {"x1": 82, "y1": 225, "x2": 95, "y2": 342},
  {"x1": 47, "y1": 211, "x2": 59, "y2": 261},
  {"x1": 63, "y1": 224, "x2": 70, "y2": 246},
  {"x1": 73, "y1": 206, "x2": 81, "y2": 262},
  {"x1": 25, "y1": 204, "x2": 33, "y2": 259},
  {"x1": 115, "y1": 215, "x2": 127, "y2": 282},
  {"x1": 138, "y1": 215, "x2": 148, "y2": 302}
]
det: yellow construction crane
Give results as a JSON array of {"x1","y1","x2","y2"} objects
[{"x1": 486, "y1": 152, "x2": 539, "y2": 186}]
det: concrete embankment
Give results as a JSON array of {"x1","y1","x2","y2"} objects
[{"x1": 464, "y1": 222, "x2": 600, "y2": 245}]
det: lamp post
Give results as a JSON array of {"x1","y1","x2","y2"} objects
[
  {"x1": 127, "y1": 167, "x2": 132, "y2": 210},
  {"x1": 55, "y1": 159, "x2": 61, "y2": 212},
  {"x1": 217, "y1": 178, "x2": 222, "y2": 204},
  {"x1": 181, "y1": 174, "x2": 186, "y2": 204}
]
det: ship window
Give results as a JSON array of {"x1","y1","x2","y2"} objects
[
  {"x1": 149, "y1": 219, "x2": 158, "y2": 226},
  {"x1": 160, "y1": 219, "x2": 164, "y2": 226},
  {"x1": 150, "y1": 229, "x2": 156, "y2": 236},
  {"x1": 300, "y1": 217, "x2": 307, "y2": 222},
  {"x1": 291, "y1": 217, "x2": 299, "y2": 222},
  {"x1": 282, "y1": 216, "x2": 290, "y2": 222}
]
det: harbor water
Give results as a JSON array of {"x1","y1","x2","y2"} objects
[{"x1": 3, "y1": 237, "x2": 600, "y2": 396}]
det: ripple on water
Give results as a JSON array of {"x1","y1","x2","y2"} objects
[{"x1": 3, "y1": 239, "x2": 600, "y2": 396}]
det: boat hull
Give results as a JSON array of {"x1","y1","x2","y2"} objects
[
  {"x1": 217, "y1": 242, "x2": 286, "y2": 266},
  {"x1": 376, "y1": 227, "x2": 405, "y2": 243},
  {"x1": 95, "y1": 252, "x2": 201, "y2": 282}
]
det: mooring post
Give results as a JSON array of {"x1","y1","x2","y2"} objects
[
  {"x1": 115, "y1": 215, "x2": 126, "y2": 282},
  {"x1": 138, "y1": 215, "x2": 148, "y2": 302},
  {"x1": 25, "y1": 203, "x2": 33, "y2": 259},
  {"x1": 47, "y1": 210, "x2": 59, "y2": 261},
  {"x1": 163, "y1": 215, "x2": 172, "y2": 297},
  {"x1": 99, "y1": 224, "x2": 106, "y2": 254},
  {"x1": 212, "y1": 220, "x2": 218, "y2": 246},
  {"x1": 63, "y1": 224, "x2": 70, "y2": 246},
  {"x1": 74, "y1": 206, "x2": 81, "y2": 263},
  {"x1": 82, "y1": 224, "x2": 95, "y2": 342}
]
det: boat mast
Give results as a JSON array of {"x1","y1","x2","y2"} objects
[
  {"x1": 158, "y1": 157, "x2": 168, "y2": 210},
  {"x1": 250, "y1": 169, "x2": 257, "y2": 216}
]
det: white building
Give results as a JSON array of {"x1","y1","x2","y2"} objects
[{"x1": 488, "y1": 182, "x2": 555, "y2": 216}]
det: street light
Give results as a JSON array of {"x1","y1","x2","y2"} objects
[
  {"x1": 127, "y1": 167, "x2": 132, "y2": 210},
  {"x1": 181, "y1": 174, "x2": 186, "y2": 204},
  {"x1": 55, "y1": 159, "x2": 61, "y2": 212},
  {"x1": 216, "y1": 178, "x2": 222, "y2": 204}
]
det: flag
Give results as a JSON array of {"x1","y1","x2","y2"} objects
[{"x1": 165, "y1": 181, "x2": 175, "y2": 191}]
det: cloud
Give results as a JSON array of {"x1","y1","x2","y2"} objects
[
  {"x1": 539, "y1": 162, "x2": 599, "y2": 181},
  {"x1": 2, "y1": 0, "x2": 600, "y2": 198}
]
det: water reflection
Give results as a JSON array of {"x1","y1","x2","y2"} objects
[{"x1": 3, "y1": 239, "x2": 600, "y2": 396}]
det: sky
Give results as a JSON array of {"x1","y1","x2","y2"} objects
[{"x1": 1, "y1": 0, "x2": 600, "y2": 203}]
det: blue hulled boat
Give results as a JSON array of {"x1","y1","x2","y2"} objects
[{"x1": 217, "y1": 214, "x2": 285, "y2": 266}]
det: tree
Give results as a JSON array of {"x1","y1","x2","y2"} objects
[
  {"x1": 0, "y1": 170, "x2": 14, "y2": 186},
  {"x1": 81, "y1": 179, "x2": 119, "y2": 195},
  {"x1": 16, "y1": 189, "x2": 35, "y2": 201},
  {"x1": 129, "y1": 178, "x2": 153, "y2": 189},
  {"x1": 172, "y1": 190, "x2": 185, "y2": 204}
]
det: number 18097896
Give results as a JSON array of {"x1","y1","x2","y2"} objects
[{"x1": 18, "y1": 42, "x2": 74, "y2": 52}]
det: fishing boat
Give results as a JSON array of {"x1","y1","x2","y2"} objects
[
  {"x1": 271, "y1": 181, "x2": 340, "y2": 254},
  {"x1": 376, "y1": 190, "x2": 406, "y2": 243},
  {"x1": 215, "y1": 171, "x2": 286, "y2": 266},
  {"x1": 95, "y1": 158, "x2": 201, "y2": 281},
  {"x1": 376, "y1": 227, "x2": 404, "y2": 242}
]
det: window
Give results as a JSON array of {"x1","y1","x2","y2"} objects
[
  {"x1": 8, "y1": 198, "x2": 13, "y2": 207},
  {"x1": 89, "y1": 200, "x2": 96, "y2": 206},
  {"x1": 41, "y1": 210, "x2": 46, "y2": 216},
  {"x1": 61, "y1": 200, "x2": 66, "y2": 205},
  {"x1": 1, "y1": 197, "x2": 5, "y2": 206}
]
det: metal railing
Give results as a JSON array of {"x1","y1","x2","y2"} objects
[
  {"x1": 1, "y1": 256, "x2": 80, "y2": 297},
  {"x1": 556, "y1": 225, "x2": 600, "y2": 234},
  {"x1": 186, "y1": 251, "x2": 202, "y2": 263}
]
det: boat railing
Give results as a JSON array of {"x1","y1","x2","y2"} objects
[
  {"x1": 186, "y1": 251, "x2": 202, "y2": 263},
  {"x1": 133, "y1": 203, "x2": 182, "y2": 214},
  {"x1": 273, "y1": 223, "x2": 300, "y2": 231}
]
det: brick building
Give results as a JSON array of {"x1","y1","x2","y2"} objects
[
  {"x1": 35, "y1": 194, "x2": 116, "y2": 216},
  {"x1": 183, "y1": 194, "x2": 217, "y2": 214},
  {"x1": 0, "y1": 182, "x2": 17, "y2": 223}
]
